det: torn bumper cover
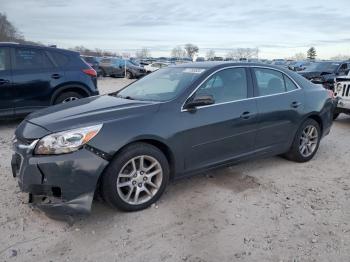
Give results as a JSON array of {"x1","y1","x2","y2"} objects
[{"x1": 12, "y1": 137, "x2": 109, "y2": 217}]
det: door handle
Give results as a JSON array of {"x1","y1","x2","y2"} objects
[
  {"x1": 0, "y1": 79, "x2": 10, "y2": 85},
  {"x1": 291, "y1": 101, "x2": 302, "y2": 108},
  {"x1": 240, "y1": 111, "x2": 255, "y2": 120},
  {"x1": 51, "y1": 73, "x2": 61, "y2": 79}
]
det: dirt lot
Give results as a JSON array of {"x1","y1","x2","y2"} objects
[{"x1": 0, "y1": 77, "x2": 349, "y2": 262}]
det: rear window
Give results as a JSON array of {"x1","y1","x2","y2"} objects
[
  {"x1": 14, "y1": 48, "x2": 53, "y2": 70},
  {"x1": 50, "y1": 51, "x2": 69, "y2": 66},
  {"x1": 82, "y1": 56, "x2": 95, "y2": 63}
]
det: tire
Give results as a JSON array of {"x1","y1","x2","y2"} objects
[
  {"x1": 101, "y1": 69, "x2": 107, "y2": 77},
  {"x1": 54, "y1": 91, "x2": 83, "y2": 104},
  {"x1": 125, "y1": 71, "x2": 133, "y2": 79},
  {"x1": 284, "y1": 118, "x2": 321, "y2": 163},
  {"x1": 101, "y1": 143, "x2": 170, "y2": 211},
  {"x1": 333, "y1": 113, "x2": 340, "y2": 120}
]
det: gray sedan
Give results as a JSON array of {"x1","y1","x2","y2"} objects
[{"x1": 12, "y1": 62, "x2": 335, "y2": 218}]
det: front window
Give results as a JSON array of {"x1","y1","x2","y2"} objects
[
  {"x1": 194, "y1": 68, "x2": 248, "y2": 104},
  {"x1": 117, "y1": 67, "x2": 206, "y2": 101}
]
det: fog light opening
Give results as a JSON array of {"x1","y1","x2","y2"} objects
[{"x1": 52, "y1": 187, "x2": 62, "y2": 198}]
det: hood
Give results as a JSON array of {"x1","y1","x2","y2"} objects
[
  {"x1": 298, "y1": 70, "x2": 334, "y2": 79},
  {"x1": 25, "y1": 95, "x2": 160, "y2": 133}
]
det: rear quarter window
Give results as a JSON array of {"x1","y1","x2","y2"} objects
[
  {"x1": 49, "y1": 51, "x2": 70, "y2": 66},
  {"x1": 14, "y1": 48, "x2": 53, "y2": 70}
]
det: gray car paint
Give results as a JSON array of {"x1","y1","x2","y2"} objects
[{"x1": 12, "y1": 62, "x2": 335, "y2": 218}]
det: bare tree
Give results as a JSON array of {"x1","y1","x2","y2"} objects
[
  {"x1": 331, "y1": 54, "x2": 350, "y2": 60},
  {"x1": 0, "y1": 12, "x2": 24, "y2": 42},
  {"x1": 171, "y1": 46, "x2": 186, "y2": 58},
  {"x1": 206, "y1": 49, "x2": 216, "y2": 60},
  {"x1": 184, "y1": 43, "x2": 199, "y2": 59},
  {"x1": 226, "y1": 50, "x2": 237, "y2": 60},
  {"x1": 289, "y1": 52, "x2": 306, "y2": 60},
  {"x1": 225, "y1": 48, "x2": 259, "y2": 60},
  {"x1": 135, "y1": 48, "x2": 151, "y2": 59}
]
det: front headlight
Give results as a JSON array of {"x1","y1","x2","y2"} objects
[
  {"x1": 34, "y1": 124, "x2": 103, "y2": 155},
  {"x1": 336, "y1": 83, "x2": 343, "y2": 92}
]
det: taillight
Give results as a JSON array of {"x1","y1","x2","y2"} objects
[{"x1": 83, "y1": 68, "x2": 97, "y2": 77}]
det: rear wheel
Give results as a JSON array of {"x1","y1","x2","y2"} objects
[
  {"x1": 101, "y1": 143, "x2": 169, "y2": 211},
  {"x1": 54, "y1": 91, "x2": 83, "y2": 104},
  {"x1": 284, "y1": 118, "x2": 321, "y2": 162}
]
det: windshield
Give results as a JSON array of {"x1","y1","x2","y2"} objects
[
  {"x1": 117, "y1": 67, "x2": 206, "y2": 102},
  {"x1": 306, "y1": 62, "x2": 339, "y2": 72}
]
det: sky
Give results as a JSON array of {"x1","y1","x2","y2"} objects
[{"x1": 1, "y1": 0, "x2": 350, "y2": 59}]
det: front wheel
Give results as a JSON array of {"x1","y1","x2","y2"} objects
[
  {"x1": 101, "y1": 143, "x2": 169, "y2": 211},
  {"x1": 284, "y1": 119, "x2": 321, "y2": 163}
]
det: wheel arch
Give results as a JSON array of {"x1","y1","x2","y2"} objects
[
  {"x1": 303, "y1": 113, "x2": 324, "y2": 136},
  {"x1": 110, "y1": 137, "x2": 176, "y2": 180},
  {"x1": 50, "y1": 83, "x2": 91, "y2": 105}
]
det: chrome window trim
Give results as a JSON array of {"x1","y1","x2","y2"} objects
[{"x1": 181, "y1": 65, "x2": 302, "y2": 112}]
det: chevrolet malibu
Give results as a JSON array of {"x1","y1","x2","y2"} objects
[{"x1": 12, "y1": 62, "x2": 335, "y2": 217}]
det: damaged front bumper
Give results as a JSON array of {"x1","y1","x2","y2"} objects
[{"x1": 12, "y1": 137, "x2": 109, "y2": 218}]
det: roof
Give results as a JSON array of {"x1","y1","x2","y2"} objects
[
  {"x1": 0, "y1": 42, "x2": 78, "y2": 55},
  {"x1": 171, "y1": 61, "x2": 290, "y2": 71}
]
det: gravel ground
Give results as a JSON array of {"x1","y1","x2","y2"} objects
[{"x1": 0, "y1": 77, "x2": 349, "y2": 262}]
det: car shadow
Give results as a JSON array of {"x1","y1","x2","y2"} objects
[
  {"x1": 334, "y1": 114, "x2": 350, "y2": 125},
  {"x1": 79, "y1": 156, "x2": 285, "y2": 227}
]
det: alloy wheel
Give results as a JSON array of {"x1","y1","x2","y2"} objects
[
  {"x1": 299, "y1": 125, "x2": 318, "y2": 157},
  {"x1": 62, "y1": 97, "x2": 79, "y2": 103},
  {"x1": 116, "y1": 155, "x2": 163, "y2": 205}
]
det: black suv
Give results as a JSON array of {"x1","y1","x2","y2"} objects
[{"x1": 0, "y1": 43, "x2": 99, "y2": 118}]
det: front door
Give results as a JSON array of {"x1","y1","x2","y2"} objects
[
  {"x1": 182, "y1": 67, "x2": 258, "y2": 172},
  {"x1": 0, "y1": 47, "x2": 14, "y2": 117}
]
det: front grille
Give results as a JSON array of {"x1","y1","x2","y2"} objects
[{"x1": 342, "y1": 83, "x2": 350, "y2": 97}]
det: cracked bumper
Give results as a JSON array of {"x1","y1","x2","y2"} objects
[{"x1": 12, "y1": 139, "x2": 109, "y2": 218}]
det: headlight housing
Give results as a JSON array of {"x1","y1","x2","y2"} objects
[
  {"x1": 34, "y1": 124, "x2": 103, "y2": 155},
  {"x1": 336, "y1": 83, "x2": 343, "y2": 92}
]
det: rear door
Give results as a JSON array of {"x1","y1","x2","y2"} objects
[
  {"x1": 11, "y1": 47, "x2": 57, "y2": 115},
  {"x1": 251, "y1": 67, "x2": 305, "y2": 152},
  {"x1": 0, "y1": 47, "x2": 14, "y2": 117}
]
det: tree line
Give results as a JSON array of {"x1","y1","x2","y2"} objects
[{"x1": 1, "y1": 12, "x2": 349, "y2": 61}]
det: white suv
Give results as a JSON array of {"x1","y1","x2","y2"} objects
[{"x1": 334, "y1": 71, "x2": 350, "y2": 119}]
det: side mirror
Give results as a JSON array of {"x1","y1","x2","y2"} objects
[{"x1": 184, "y1": 95, "x2": 215, "y2": 110}]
